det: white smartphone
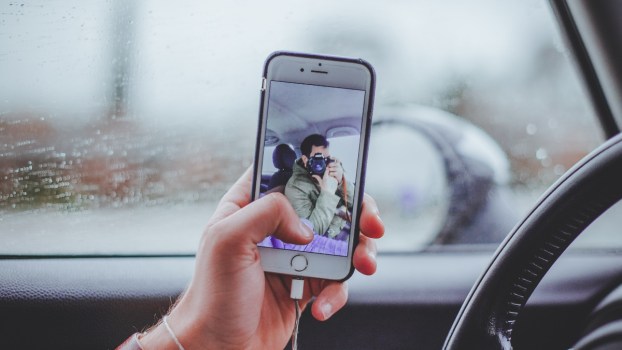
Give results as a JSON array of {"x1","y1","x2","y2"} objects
[{"x1": 251, "y1": 51, "x2": 375, "y2": 281}]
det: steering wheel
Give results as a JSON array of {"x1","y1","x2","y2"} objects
[{"x1": 443, "y1": 133, "x2": 622, "y2": 350}]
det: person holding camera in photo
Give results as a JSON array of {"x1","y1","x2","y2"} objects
[{"x1": 285, "y1": 134, "x2": 354, "y2": 240}]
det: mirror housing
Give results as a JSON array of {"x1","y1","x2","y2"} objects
[{"x1": 369, "y1": 105, "x2": 518, "y2": 249}]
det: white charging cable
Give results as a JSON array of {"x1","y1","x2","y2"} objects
[{"x1": 290, "y1": 278, "x2": 305, "y2": 350}]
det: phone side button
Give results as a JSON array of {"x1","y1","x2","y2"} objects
[{"x1": 290, "y1": 254, "x2": 308, "y2": 272}]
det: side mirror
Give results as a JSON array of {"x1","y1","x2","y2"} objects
[{"x1": 366, "y1": 105, "x2": 518, "y2": 251}]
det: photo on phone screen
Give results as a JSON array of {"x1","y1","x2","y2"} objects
[{"x1": 257, "y1": 81, "x2": 366, "y2": 257}]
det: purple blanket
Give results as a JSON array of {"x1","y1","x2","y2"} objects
[{"x1": 259, "y1": 234, "x2": 348, "y2": 256}]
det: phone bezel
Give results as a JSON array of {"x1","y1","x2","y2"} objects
[{"x1": 252, "y1": 51, "x2": 375, "y2": 281}]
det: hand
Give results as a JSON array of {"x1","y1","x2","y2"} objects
[
  {"x1": 140, "y1": 167, "x2": 384, "y2": 350},
  {"x1": 312, "y1": 171, "x2": 339, "y2": 193},
  {"x1": 327, "y1": 157, "x2": 344, "y2": 183}
]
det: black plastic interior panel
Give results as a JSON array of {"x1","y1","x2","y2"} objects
[
  {"x1": 567, "y1": 0, "x2": 622, "y2": 127},
  {"x1": 1, "y1": 252, "x2": 621, "y2": 349},
  {"x1": 549, "y1": 0, "x2": 620, "y2": 137}
]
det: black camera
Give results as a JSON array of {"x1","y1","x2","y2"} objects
[{"x1": 306, "y1": 153, "x2": 334, "y2": 177}]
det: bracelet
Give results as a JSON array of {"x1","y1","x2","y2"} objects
[
  {"x1": 162, "y1": 315, "x2": 186, "y2": 350},
  {"x1": 134, "y1": 333, "x2": 146, "y2": 350},
  {"x1": 115, "y1": 333, "x2": 145, "y2": 350}
]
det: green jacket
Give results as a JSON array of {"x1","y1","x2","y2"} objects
[{"x1": 284, "y1": 159, "x2": 354, "y2": 238}]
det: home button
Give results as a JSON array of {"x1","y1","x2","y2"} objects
[{"x1": 291, "y1": 254, "x2": 308, "y2": 272}]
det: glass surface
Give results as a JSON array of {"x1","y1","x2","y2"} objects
[
  {"x1": 257, "y1": 81, "x2": 366, "y2": 256},
  {"x1": 366, "y1": 124, "x2": 449, "y2": 251},
  {"x1": 0, "y1": 0, "x2": 605, "y2": 255},
  {"x1": 573, "y1": 199, "x2": 622, "y2": 249}
]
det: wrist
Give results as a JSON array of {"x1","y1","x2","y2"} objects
[
  {"x1": 140, "y1": 297, "x2": 212, "y2": 350},
  {"x1": 140, "y1": 323, "x2": 179, "y2": 350}
]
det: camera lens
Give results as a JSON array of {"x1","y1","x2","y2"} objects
[
  {"x1": 318, "y1": 63, "x2": 322, "y2": 66},
  {"x1": 307, "y1": 155, "x2": 328, "y2": 176},
  {"x1": 300, "y1": 68, "x2": 304, "y2": 72},
  {"x1": 313, "y1": 164, "x2": 325, "y2": 175}
]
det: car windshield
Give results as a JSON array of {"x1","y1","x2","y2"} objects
[{"x1": 0, "y1": 0, "x2": 606, "y2": 255}]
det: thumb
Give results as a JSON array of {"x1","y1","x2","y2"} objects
[{"x1": 208, "y1": 193, "x2": 314, "y2": 249}]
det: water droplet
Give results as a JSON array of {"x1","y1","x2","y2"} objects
[
  {"x1": 536, "y1": 148, "x2": 548, "y2": 160},
  {"x1": 526, "y1": 123, "x2": 537, "y2": 135}
]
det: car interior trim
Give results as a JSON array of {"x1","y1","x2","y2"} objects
[{"x1": 549, "y1": 0, "x2": 620, "y2": 138}]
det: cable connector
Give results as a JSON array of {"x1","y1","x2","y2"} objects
[
  {"x1": 290, "y1": 278, "x2": 304, "y2": 350},
  {"x1": 290, "y1": 278, "x2": 304, "y2": 300}
]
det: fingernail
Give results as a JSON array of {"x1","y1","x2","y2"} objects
[
  {"x1": 321, "y1": 302, "x2": 333, "y2": 319},
  {"x1": 368, "y1": 249, "x2": 377, "y2": 260},
  {"x1": 299, "y1": 221, "x2": 314, "y2": 239},
  {"x1": 374, "y1": 207, "x2": 382, "y2": 220},
  {"x1": 375, "y1": 212, "x2": 384, "y2": 227}
]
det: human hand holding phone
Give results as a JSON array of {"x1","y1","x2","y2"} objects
[
  {"x1": 312, "y1": 171, "x2": 339, "y2": 193},
  {"x1": 131, "y1": 51, "x2": 377, "y2": 350},
  {"x1": 139, "y1": 167, "x2": 384, "y2": 350},
  {"x1": 328, "y1": 157, "x2": 344, "y2": 183}
]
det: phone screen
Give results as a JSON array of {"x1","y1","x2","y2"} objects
[{"x1": 257, "y1": 80, "x2": 366, "y2": 257}]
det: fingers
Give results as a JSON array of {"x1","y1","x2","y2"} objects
[
  {"x1": 311, "y1": 281, "x2": 348, "y2": 321},
  {"x1": 352, "y1": 193, "x2": 382, "y2": 275},
  {"x1": 209, "y1": 192, "x2": 313, "y2": 247},
  {"x1": 206, "y1": 166, "x2": 254, "y2": 228},
  {"x1": 360, "y1": 193, "x2": 384, "y2": 239},
  {"x1": 327, "y1": 167, "x2": 341, "y2": 181},
  {"x1": 278, "y1": 193, "x2": 383, "y2": 322},
  {"x1": 220, "y1": 166, "x2": 253, "y2": 208},
  {"x1": 353, "y1": 234, "x2": 377, "y2": 275}
]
